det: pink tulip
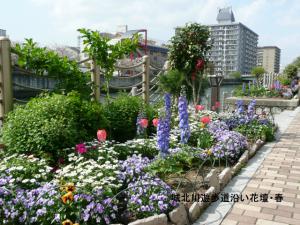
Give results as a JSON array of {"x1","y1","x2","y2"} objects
[
  {"x1": 200, "y1": 116, "x2": 211, "y2": 124},
  {"x1": 139, "y1": 119, "x2": 148, "y2": 128},
  {"x1": 76, "y1": 143, "x2": 87, "y2": 154},
  {"x1": 97, "y1": 129, "x2": 107, "y2": 142},
  {"x1": 152, "y1": 118, "x2": 159, "y2": 127},
  {"x1": 195, "y1": 105, "x2": 205, "y2": 111},
  {"x1": 215, "y1": 101, "x2": 221, "y2": 108}
]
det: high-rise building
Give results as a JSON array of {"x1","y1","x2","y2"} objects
[
  {"x1": 257, "y1": 46, "x2": 280, "y2": 73},
  {"x1": 0, "y1": 29, "x2": 6, "y2": 37},
  {"x1": 208, "y1": 7, "x2": 258, "y2": 77}
]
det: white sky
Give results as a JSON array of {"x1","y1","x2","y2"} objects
[{"x1": 1, "y1": 0, "x2": 299, "y2": 68}]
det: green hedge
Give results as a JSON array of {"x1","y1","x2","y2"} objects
[{"x1": 103, "y1": 95, "x2": 150, "y2": 142}]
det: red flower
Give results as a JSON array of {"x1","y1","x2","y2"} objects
[
  {"x1": 195, "y1": 59, "x2": 205, "y2": 71},
  {"x1": 75, "y1": 143, "x2": 87, "y2": 154},
  {"x1": 200, "y1": 116, "x2": 211, "y2": 124},
  {"x1": 152, "y1": 118, "x2": 159, "y2": 127},
  {"x1": 97, "y1": 129, "x2": 107, "y2": 142},
  {"x1": 195, "y1": 105, "x2": 205, "y2": 111},
  {"x1": 139, "y1": 119, "x2": 148, "y2": 128},
  {"x1": 215, "y1": 101, "x2": 221, "y2": 108}
]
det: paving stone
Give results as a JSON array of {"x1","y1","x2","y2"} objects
[
  {"x1": 169, "y1": 204, "x2": 189, "y2": 225},
  {"x1": 188, "y1": 202, "x2": 201, "y2": 222},
  {"x1": 218, "y1": 167, "x2": 232, "y2": 189},
  {"x1": 128, "y1": 214, "x2": 167, "y2": 225},
  {"x1": 204, "y1": 169, "x2": 220, "y2": 193}
]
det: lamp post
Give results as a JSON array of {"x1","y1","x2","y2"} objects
[{"x1": 208, "y1": 74, "x2": 224, "y2": 112}]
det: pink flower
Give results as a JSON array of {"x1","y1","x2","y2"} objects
[
  {"x1": 212, "y1": 106, "x2": 216, "y2": 111},
  {"x1": 152, "y1": 118, "x2": 159, "y2": 127},
  {"x1": 97, "y1": 129, "x2": 107, "y2": 142},
  {"x1": 195, "y1": 105, "x2": 205, "y2": 111},
  {"x1": 139, "y1": 119, "x2": 148, "y2": 128},
  {"x1": 215, "y1": 101, "x2": 221, "y2": 108},
  {"x1": 76, "y1": 143, "x2": 87, "y2": 154},
  {"x1": 200, "y1": 116, "x2": 211, "y2": 124}
]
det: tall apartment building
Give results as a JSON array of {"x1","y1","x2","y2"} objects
[
  {"x1": 208, "y1": 7, "x2": 258, "y2": 77},
  {"x1": 257, "y1": 46, "x2": 280, "y2": 73},
  {"x1": 0, "y1": 29, "x2": 6, "y2": 37}
]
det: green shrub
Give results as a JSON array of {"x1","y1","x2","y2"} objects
[
  {"x1": 188, "y1": 128, "x2": 214, "y2": 149},
  {"x1": 234, "y1": 120, "x2": 275, "y2": 143},
  {"x1": 1, "y1": 92, "x2": 108, "y2": 161},
  {"x1": 104, "y1": 94, "x2": 156, "y2": 142},
  {"x1": 277, "y1": 75, "x2": 291, "y2": 86}
]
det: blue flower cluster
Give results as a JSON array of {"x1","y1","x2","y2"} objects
[
  {"x1": 178, "y1": 96, "x2": 190, "y2": 144},
  {"x1": 208, "y1": 120, "x2": 229, "y2": 135},
  {"x1": 212, "y1": 130, "x2": 248, "y2": 163},
  {"x1": 119, "y1": 154, "x2": 151, "y2": 183},
  {"x1": 157, "y1": 93, "x2": 172, "y2": 155},
  {"x1": 0, "y1": 178, "x2": 119, "y2": 225},
  {"x1": 125, "y1": 173, "x2": 178, "y2": 219},
  {"x1": 224, "y1": 100, "x2": 258, "y2": 129}
]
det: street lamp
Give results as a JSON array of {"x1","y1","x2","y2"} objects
[{"x1": 208, "y1": 74, "x2": 224, "y2": 111}]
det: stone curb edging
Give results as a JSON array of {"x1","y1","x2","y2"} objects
[{"x1": 125, "y1": 139, "x2": 265, "y2": 225}]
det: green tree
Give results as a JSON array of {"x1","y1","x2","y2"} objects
[
  {"x1": 168, "y1": 23, "x2": 212, "y2": 105},
  {"x1": 284, "y1": 64, "x2": 298, "y2": 79},
  {"x1": 230, "y1": 71, "x2": 242, "y2": 79},
  {"x1": 251, "y1": 66, "x2": 265, "y2": 83},
  {"x1": 158, "y1": 69, "x2": 184, "y2": 98},
  {"x1": 78, "y1": 28, "x2": 139, "y2": 100},
  {"x1": 13, "y1": 39, "x2": 90, "y2": 98}
]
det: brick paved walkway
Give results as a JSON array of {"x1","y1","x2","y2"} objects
[{"x1": 221, "y1": 112, "x2": 300, "y2": 225}]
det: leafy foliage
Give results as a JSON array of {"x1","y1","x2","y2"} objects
[
  {"x1": 105, "y1": 94, "x2": 157, "y2": 142},
  {"x1": 78, "y1": 28, "x2": 138, "y2": 97},
  {"x1": 158, "y1": 70, "x2": 184, "y2": 98},
  {"x1": 1, "y1": 92, "x2": 108, "y2": 162},
  {"x1": 188, "y1": 128, "x2": 214, "y2": 149},
  {"x1": 230, "y1": 71, "x2": 242, "y2": 79},
  {"x1": 284, "y1": 64, "x2": 298, "y2": 79},
  {"x1": 13, "y1": 38, "x2": 90, "y2": 98},
  {"x1": 234, "y1": 120, "x2": 275, "y2": 142},
  {"x1": 251, "y1": 66, "x2": 265, "y2": 82},
  {"x1": 146, "y1": 149, "x2": 196, "y2": 179}
]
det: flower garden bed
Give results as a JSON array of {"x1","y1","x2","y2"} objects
[{"x1": 0, "y1": 95, "x2": 276, "y2": 225}]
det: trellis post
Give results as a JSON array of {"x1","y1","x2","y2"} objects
[
  {"x1": 142, "y1": 55, "x2": 150, "y2": 104},
  {"x1": 0, "y1": 37, "x2": 13, "y2": 120}
]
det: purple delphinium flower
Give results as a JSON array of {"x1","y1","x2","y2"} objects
[
  {"x1": 235, "y1": 100, "x2": 244, "y2": 114},
  {"x1": 178, "y1": 96, "x2": 190, "y2": 144},
  {"x1": 247, "y1": 99, "x2": 257, "y2": 121},
  {"x1": 274, "y1": 80, "x2": 281, "y2": 91},
  {"x1": 157, "y1": 93, "x2": 172, "y2": 156}
]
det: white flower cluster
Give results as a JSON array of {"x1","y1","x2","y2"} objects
[
  {"x1": 55, "y1": 148, "x2": 122, "y2": 192},
  {"x1": 0, "y1": 154, "x2": 53, "y2": 188}
]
